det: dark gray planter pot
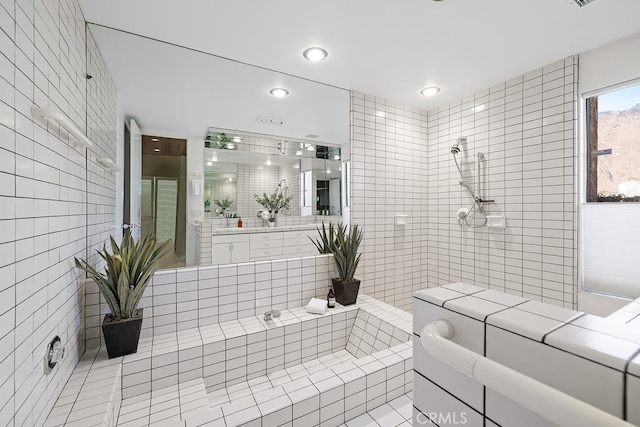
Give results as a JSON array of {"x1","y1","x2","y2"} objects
[
  {"x1": 101, "y1": 308, "x2": 143, "y2": 359},
  {"x1": 332, "y1": 278, "x2": 361, "y2": 306}
]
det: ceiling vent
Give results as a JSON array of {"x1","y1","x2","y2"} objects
[
  {"x1": 257, "y1": 116, "x2": 284, "y2": 125},
  {"x1": 572, "y1": 0, "x2": 596, "y2": 6},
  {"x1": 305, "y1": 134, "x2": 319, "y2": 139}
]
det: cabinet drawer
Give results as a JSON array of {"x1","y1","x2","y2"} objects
[
  {"x1": 250, "y1": 248, "x2": 283, "y2": 259},
  {"x1": 250, "y1": 240, "x2": 283, "y2": 251},
  {"x1": 250, "y1": 238, "x2": 283, "y2": 250},
  {"x1": 250, "y1": 232, "x2": 282, "y2": 243},
  {"x1": 286, "y1": 230, "x2": 316, "y2": 239},
  {"x1": 282, "y1": 245, "x2": 316, "y2": 257},
  {"x1": 213, "y1": 234, "x2": 250, "y2": 244},
  {"x1": 282, "y1": 237, "x2": 313, "y2": 248}
]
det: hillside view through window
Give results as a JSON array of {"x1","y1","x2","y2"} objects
[{"x1": 586, "y1": 83, "x2": 640, "y2": 202}]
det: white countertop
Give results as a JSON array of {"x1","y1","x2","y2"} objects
[{"x1": 211, "y1": 223, "x2": 322, "y2": 235}]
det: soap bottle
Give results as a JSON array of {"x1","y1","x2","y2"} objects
[
  {"x1": 327, "y1": 287, "x2": 336, "y2": 308},
  {"x1": 237, "y1": 217, "x2": 243, "y2": 228}
]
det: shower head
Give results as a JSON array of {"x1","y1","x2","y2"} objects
[
  {"x1": 459, "y1": 179, "x2": 469, "y2": 188},
  {"x1": 451, "y1": 136, "x2": 466, "y2": 155}
]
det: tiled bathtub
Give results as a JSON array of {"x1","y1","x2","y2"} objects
[
  {"x1": 46, "y1": 295, "x2": 413, "y2": 427},
  {"x1": 412, "y1": 282, "x2": 640, "y2": 427}
]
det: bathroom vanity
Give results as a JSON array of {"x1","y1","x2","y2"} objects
[{"x1": 197, "y1": 223, "x2": 324, "y2": 265}]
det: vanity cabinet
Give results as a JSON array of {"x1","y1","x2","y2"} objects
[
  {"x1": 210, "y1": 229, "x2": 317, "y2": 265},
  {"x1": 211, "y1": 235, "x2": 250, "y2": 265}
]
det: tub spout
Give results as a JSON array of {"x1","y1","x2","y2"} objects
[{"x1": 264, "y1": 309, "x2": 281, "y2": 321}]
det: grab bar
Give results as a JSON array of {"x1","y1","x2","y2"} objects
[
  {"x1": 31, "y1": 106, "x2": 93, "y2": 148},
  {"x1": 420, "y1": 321, "x2": 633, "y2": 427}
]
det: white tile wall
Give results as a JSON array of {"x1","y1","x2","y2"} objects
[
  {"x1": 487, "y1": 325, "x2": 625, "y2": 417},
  {"x1": 86, "y1": 254, "x2": 339, "y2": 346},
  {"x1": 345, "y1": 309, "x2": 411, "y2": 358},
  {"x1": 627, "y1": 373, "x2": 640, "y2": 425},
  {"x1": 280, "y1": 162, "x2": 301, "y2": 217},
  {"x1": 351, "y1": 56, "x2": 579, "y2": 312},
  {"x1": 0, "y1": 1, "x2": 118, "y2": 426},
  {"x1": 412, "y1": 375, "x2": 483, "y2": 426},
  {"x1": 236, "y1": 164, "x2": 280, "y2": 219}
]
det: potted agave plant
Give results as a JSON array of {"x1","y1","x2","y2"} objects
[
  {"x1": 311, "y1": 222, "x2": 363, "y2": 305},
  {"x1": 75, "y1": 234, "x2": 169, "y2": 358}
]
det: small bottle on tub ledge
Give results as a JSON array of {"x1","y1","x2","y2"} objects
[
  {"x1": 327, "y1": 287, "x2": 336, "y2": 308},
  {"x1": 237, "y1": 217, "x2": 242, "y2": 228}
]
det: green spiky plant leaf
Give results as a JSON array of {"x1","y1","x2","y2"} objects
[
  {"x1": 311, "y1": 222, "x2": 363, "y2": 281},
  {"x1": 309, "y1": 222, "x2": 338, "y2": 254},
  {"x1": 75, "y1": 234, "x2": 170, "y2": 319}
]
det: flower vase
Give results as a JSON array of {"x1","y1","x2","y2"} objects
[{"x1": 269, "y1": 212, "x2": 278, "y2": 227}]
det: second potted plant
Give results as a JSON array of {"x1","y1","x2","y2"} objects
[
  {"x1": 75, "y1": 234, "x2": 169, "y2": 358},
  {"x1": 311, "y1": 222, "x2": 363, "y2": 305},
  {"x1": 254, "y1": 191, "x2": 292, "y2": 227},
  {"x1": 214, "y1": 197, "x2": 234, "y2": 216}
]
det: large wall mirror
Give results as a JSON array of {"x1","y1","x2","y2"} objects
[{"x1": 86, "y1": 24, "x2": 351, "y2": 269}]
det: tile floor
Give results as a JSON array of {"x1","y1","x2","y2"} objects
[{"x1": 341, "y1": 393, "x2": 413, "y2": 427}]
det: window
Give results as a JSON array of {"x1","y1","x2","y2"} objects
[
  {"x1": 582, "y1": 80, "x2": 640, "y2": 298},
  {"x1": 586, "y1": 82, "x2": 640, "y2": 202}
]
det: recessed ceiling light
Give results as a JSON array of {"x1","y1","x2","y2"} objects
[
  {"x1": 307, "y1": 145, "x2": 315, "y2": 151},
  {"x1": 206, "y1": 161, "x2": 212, "y2": 166},
  {"x1": 154, "y1": 148, "x2": 160, "y2": 152},
  {"x1": 326, "y1": 169, "x2": 331, "y2": 174},
  {"x1": 294, "y1": 164, "x2": 300, "y2": 169},
  {"x1": 212, "y1": 157, "x2": 218, "y2": 162},
  {"x1": 232, "y1": 136, "x2": 241, "y2": 143},
  {"x1": 333, "y1": 155, "x2": 340, "y2": 160},
  {"x1": 303, "y1": 47, "x2": 328, "y2": 62},
  {"x1": 228, "y1": 178, "x2": 232, "y2": 182},
  {"x1": 151, "y1": 138, "x2": 158, "y2": 142},
  {"x1": 266, "y1": 160, "x2": 272, "y2": 166},
  {"x1": 227, "y1": 143, "x2": 235, "y2": 149},
  {"x1": 270, "y1": 88, "x2": 289, "y2": 98},
  {"x1": 420, "y1": 86, "x2": 441, "y2": 97}
]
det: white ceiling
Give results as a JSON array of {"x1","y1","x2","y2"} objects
[{"x1": 80, "y1": 0, "x2": 640, "y2": 140}]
